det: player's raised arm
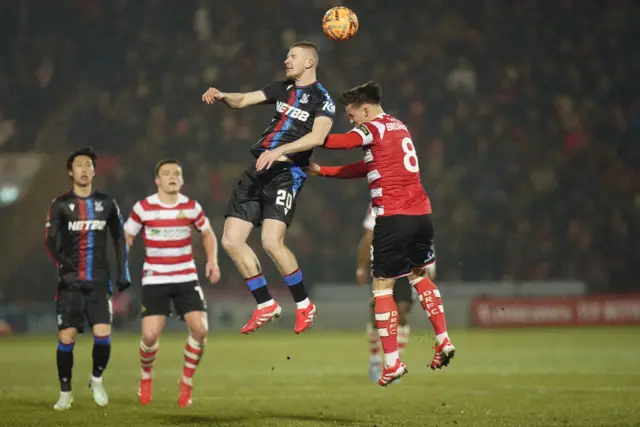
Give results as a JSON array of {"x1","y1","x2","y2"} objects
[
  {"x1": 44, "y1": 198, "x2": 65, "y2": 268},
  {"x1": 203, "y1": 80, "x2": 288, "y2": 109},
  {"x1": 107, "y1": 198, "x2": 131, "y2": 291}
]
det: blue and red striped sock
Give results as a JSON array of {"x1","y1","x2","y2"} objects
[
  {"x1": 284, "y1": 269, "x2": 309, "y2": 307},
  {"x1": 245, "y1": 274, "x2": 273, "y2": 305}
]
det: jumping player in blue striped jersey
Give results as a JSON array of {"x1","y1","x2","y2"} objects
[
  {"x1": 44, "y1": 148, "x2": 131, "y2": 411},
  {"x1": 202, "y1": 41, "x2": 335, "y2": 334}
]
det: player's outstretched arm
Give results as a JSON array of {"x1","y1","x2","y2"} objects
[
  {"x1": 323, "y1": 132, "x2": 363, "y2": 150},
  {"x1": 255, "y1": 116, "x2": 333, "y2": 171},
  {"x1": 107, "y1": 198, "x2": 131, "y2": 291},
  {"x1": 307, "y1": 160, "x2": 368, "y2": 179},
  {"x1": 202, "y1": 87, "x2": 267, "y2": 109}
]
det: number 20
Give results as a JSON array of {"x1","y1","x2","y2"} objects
[
  {"x1": 402, "y1": 138, "x2": 420, "y2": 173},
  {"x1": 276, "y1": 190, "x2": 293, "y2": 210}
]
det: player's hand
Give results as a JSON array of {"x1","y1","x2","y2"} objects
[
  {"x1": 205, "y1": 260, "x2": 221, "y2": 284},
  {"x1": 202, "y1": 87, "x2": 225, "y2": 104},
  {"x1": 305, "y1": 163, "x2": 322, "y2": 176},
  {"x1": 256, "y1": 149, "x2": 283, "y2": 171},
  {"x1": 116, "y1": 279, "x2": 132, "y2": 292},
  {"x1": 356, "y1": 267, "x2": 368, "y2": 286}
]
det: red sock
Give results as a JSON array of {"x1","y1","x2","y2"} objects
[
  {"x1": 139, "y1": 341, "x2": 159, "y2": 380},
  {"x1": 373, "y1": 290, "x2": 399, "y2": 367},
  {"x1": 411, "y1": 276, "x2": 448, "y2": 337},
  {"x1": 182, "y1": 336, "x2": 204, "y2": 386}
]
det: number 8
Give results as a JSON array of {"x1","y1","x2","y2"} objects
[{"x1": 402, "y1": 138, "x2": 419, "y2": 173}]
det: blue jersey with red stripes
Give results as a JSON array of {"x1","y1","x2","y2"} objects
[
  {"x1": 251, "y1": 79, "x2": 335, "y2": 166},
  {"x1": 45, "y1": 190, "x2": 129, "y2": 287}
]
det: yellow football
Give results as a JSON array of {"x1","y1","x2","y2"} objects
[{"x1": 322, "y1": 7, "x2": 359, "y2": 41}]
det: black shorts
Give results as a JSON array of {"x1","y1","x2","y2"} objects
[
  {"x1": 55, "y1": 281, "x2": 112, "y2": 333},
  {"x1": 372, "y1": 214, "x2": 435, "y2": 279},
  {"x1": 224, "y1": 162, "x2": 306, "y2": 227},
  {"x1": 141, "y1": 281, "x2": 206, "y2": 318}
]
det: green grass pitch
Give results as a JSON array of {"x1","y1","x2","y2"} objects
[{"x1": 1, "y1": 327, "x2": 639, "y2": 427}]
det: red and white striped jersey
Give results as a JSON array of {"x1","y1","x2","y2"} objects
[
  {"x1": 350, "y1": 113, "x2": 431, "y2": 217},
  {"x1": 124, "y1": 193, "x2": 210, "y2": 285}
]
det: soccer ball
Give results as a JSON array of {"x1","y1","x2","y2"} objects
[{"x1": 322, "y1": 7, "x2": 359, "y2": 41}]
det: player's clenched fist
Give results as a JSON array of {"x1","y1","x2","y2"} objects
[
  {"x1": 202, "y1": 87, "x2": 224, "y2": 104},
  {"x1": 206, "y1": 260, "x2": 221, "y2": 284}
]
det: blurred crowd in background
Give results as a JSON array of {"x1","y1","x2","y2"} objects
[{"x1": 1, "y1": 0, "x2": 638, "y2": 303}]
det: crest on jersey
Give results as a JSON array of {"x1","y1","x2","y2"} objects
[
  {"x1": 176, "y1": 210, "x2": 187, "y2": 219},
  {"x1": 95, "y1": 201, "x2": 103, "y2": 212},
  {"x1": 69, "y1": 203, "x2": 75, "y2": 212},
  {"x1": 358, "y1": 124, "x2": 371, "y2": 136},
  {"x1": 299, "y1": 93, "x2": 310, "y2": 104}
]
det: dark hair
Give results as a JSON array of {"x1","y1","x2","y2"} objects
[
  {"x1": 339, "y1": 81, "x2": 382, "y2": 107},
  {"x1": 289, "y1": 41, "x2": 319, "y2": 65},
  {"x1": 66, "y1": 147, "x2": 97, "y2": 171},
  {"x1": 154, "y1": 159, "x2": 181, "y2": 176}
]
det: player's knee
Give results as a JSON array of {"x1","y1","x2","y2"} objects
[
  {"x1": 221, "y1": 233, "x2": 242, "y2": 255},
  {"x1": 189, "y1": 326, "x2": 207, "y2": 344},
  {"x1": 261, "y1": 234, "x2": 283, "y2": 256},
  {"x1": 92, "y1": 324, "x2": 111, "y2": 337},
  {"x1": 58, "y1": 328, "x2": 77, "y2": 344},
  {"x1": 141, "y1": 330, "x2": 160, "y2": 347}
]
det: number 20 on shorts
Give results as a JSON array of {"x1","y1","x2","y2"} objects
[{"x1": 276, "y1": 190, "x2": 293, "y2": 212}]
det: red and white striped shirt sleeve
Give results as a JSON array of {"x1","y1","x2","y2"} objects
[
  {"x1": 348, "y1": 123, "x2": 377, "y2": 146},
  {"x1": 124, "y1": 201, "x2": 144, "y2": 236},
  {"x1": 192, "y1": 201, "x2": 210, "y2": 233}
]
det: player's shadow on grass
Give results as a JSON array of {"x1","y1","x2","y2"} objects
[{"x1": 155, "y1": 412, "x2": 359, "y2": 425}]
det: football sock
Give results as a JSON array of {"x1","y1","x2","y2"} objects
[
  {"x1": 366, "y1": 322, "x2": 381, "y2": 364},
  {"x1": 410, "y1": 276, "x2": 449, "y2": 343},
  {"x1": 373, "y1": 290, "x2": 399, "y2": 368},
  {"x1": 182, "y1": 336, "x2": 204, "y2": 386},
  {"x1": 56, "y1": 341, "x2": 75, "y2": 392},
  {"x1": 139, "y1": 340, "x2": 159, "y2": 380},
  {"x1": 398, "y1": 325, "x2": 410, "y2": 356},
  {"x1": 92, "y1": 335, "x2": 111, "y2": 378},
  {"x1": 283, "y1": 269, "x2": 309, "y2": 308},
  {"x1": 245, "y1": 274, "x2": 273, "y2": 305}
]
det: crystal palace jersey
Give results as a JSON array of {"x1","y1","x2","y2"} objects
[
  {"x1": 350, "y1": 113, "x2": 431, "y2": 217},
  {"x1": 124, "y1": 194, "x2": 210, "y2": 285},
  {"x1": 44, "y1": 190, "x2": 129, "y2": 284},
  {"x1": 251, "y1": 80, "x2": 335, "y2": 166}
]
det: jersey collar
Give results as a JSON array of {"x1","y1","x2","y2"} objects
[
  {"x1": 150, "y1": 193, "x2": 187, "y2": 208},
  {"x1": 295, "y1": 81, "x2": 317, "y2": 88}
]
